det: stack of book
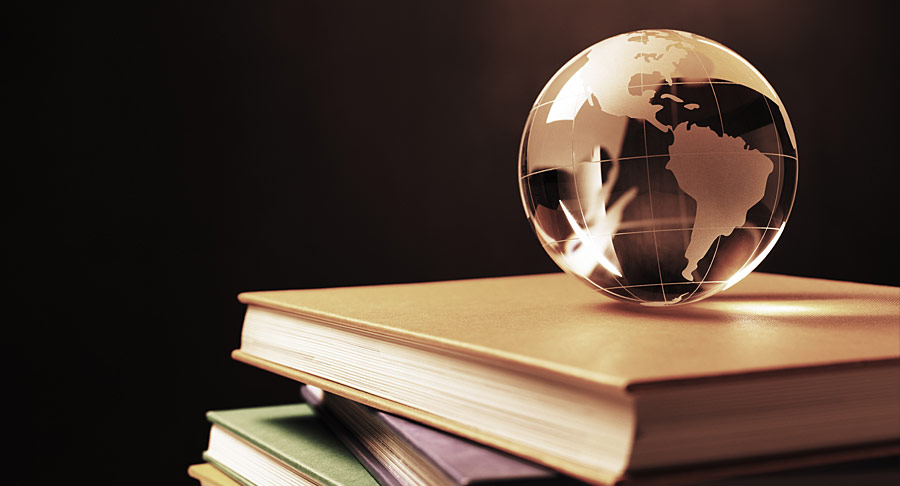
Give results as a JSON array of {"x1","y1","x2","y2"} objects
[{"x1": 190, "y1": 272, "x2": 900, "y2": 485}]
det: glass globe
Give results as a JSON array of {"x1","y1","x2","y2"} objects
[{"x1": 518, "y1": 29, "x2": 797, "y2": 306}]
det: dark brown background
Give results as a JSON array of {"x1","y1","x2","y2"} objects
[{"x1": 7, "y1": 1, "x2": 898, "y2": 484}]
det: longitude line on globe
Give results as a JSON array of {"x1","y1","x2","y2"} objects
[
  {"x1": 677, "y1": 41, "x2": 729, "y2": 302},
  {"x1": 566, "y1": 90, "x2": 643, "y2": 302},
  {"x1": 727, "y1": 95, "x2": 787, "y2": 280},
  {"x1": 639, "y1": 32, "x2": 668, "y2": 302}
]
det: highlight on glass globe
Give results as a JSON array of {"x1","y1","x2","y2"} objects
[{"x1": 519, "y1": 29, "x2": 797, "y2": 306}]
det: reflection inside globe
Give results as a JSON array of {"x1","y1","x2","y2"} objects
[{"x1": 519, "y1": 29, "x2": 797, "y2": 306}]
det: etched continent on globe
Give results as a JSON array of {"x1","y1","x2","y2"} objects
[
  {"x1": 666, "y1": 123, "x2": 773, "y2": 281},
  {"x1": 519, "y1": 29, "x2": 797, "y2": 305}
]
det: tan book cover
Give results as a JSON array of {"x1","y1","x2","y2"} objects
[
  {"x1": 232, "y1": 272, "x2": 900, "y2": 485},
  {"x1": 187, "y1": 463, "x2": 241, "y2": 486}
]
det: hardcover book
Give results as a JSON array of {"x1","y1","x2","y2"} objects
[
  {"x1": 202, "y1": 403, "x2": 379, "y2": 486},
  {"x1": 187, "y1": 463, "x2": 241, "y2": 486},
  {"x1": 232, "y1": 272, "x2": 900, "y2": 485},
  {"x1": 189, "y1": 455, "x2": 900, "y2": 486},
  {"x1": 300, "y1": 385, "x2": 577, "y2": 485}
]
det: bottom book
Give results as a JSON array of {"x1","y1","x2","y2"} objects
[
  {"x1": 201, "y1": 402, "x2": 380, "y2": 486},
  {"x1": 196, "y1": 399, "x2": 575, "y2": 486},
  {"x1": 192, "y1": 400, "x2": 900, "y2": 486},
  {"x1": 187, "y1": 463, "x2": 240, "y2": 486}
]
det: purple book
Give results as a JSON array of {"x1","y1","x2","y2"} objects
[{"x1": 300, "y1": 385, "x2": 579, "y2": 486}]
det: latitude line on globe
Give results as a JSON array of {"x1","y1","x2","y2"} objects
[
  {"x1": 633, "y1": 81, "x2": 741, "y2": 88},
  {"x1": 598, "y1": 288, "x2": 644, "y2": 303},
  {"x1": 530, "y1": 81, "x2": 744, "y2": 110},
  {"x1": 565, "y1": 152, "x2": 796, "y2": 168},
  {"x1": 521, "y1": 153, "x2": 796, "y2": 180},
  {"x1": 527, "y1": 154, "x2": 797, "y2": 176},
  {"x1": 572, "y1": 152, "x2": 795, "y2": 164},
  {"x1": 602, "y1": 280, "x2": 730, "y2": 290},
  {"x1": 574, "y1": 265, "x2": 645, "y2": 303},
  {"x1": 539, "y1": 226, "x2": 784, "y2": 241},
  {"x1": 602, "y1": 288, "x2": 650, "y2": 301}
]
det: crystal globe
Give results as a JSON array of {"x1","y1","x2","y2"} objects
[{"x1": 519, "y1": 30, "x2": 797, "y2": 306}]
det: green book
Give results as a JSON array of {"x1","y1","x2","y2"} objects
[{"x1": 202, "y1": 403, "x2": 379, "y2": 486}]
